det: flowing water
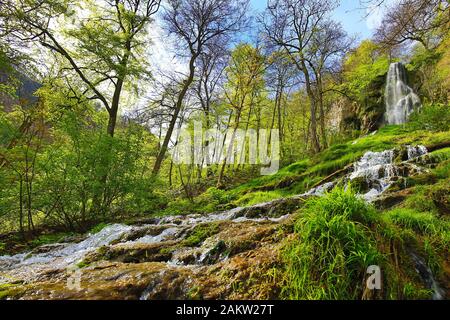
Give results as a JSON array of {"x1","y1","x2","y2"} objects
[
  {"x1": 0, "y1": 145, "x2": 444, "y2": 299},
  {"x1": 348, "y1": 145, "x2": 428, "y2": 201},
  {"x1": 385, "y1": 62, "x2": 422, "y2": 125}
]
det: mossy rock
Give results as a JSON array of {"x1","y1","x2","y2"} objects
[
  {"x1": 0, "y1": 283, "x2": 25, "y2": 300},
  {"x1": 429, "y1": 182, "x2": 450, "y2": 216},
  {"x1": 182, "y1": 222, "x2": 222, "y2": 247},
  {"x1": 202, "y1": 240, "x2": 227, "y2": 264},
  {"x1": 407, "y1": 173, "x2": 438, "y2": 186},
  {"x1": 83, "y1": 242, "x2": 178, "y2": 264},
  {"x1": 241, "y1": 197, "x2": 303, "y2": 219}
]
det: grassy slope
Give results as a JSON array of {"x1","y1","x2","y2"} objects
[
  {"x1": 280, "y1": 185, "x2": 449, "y2": 300},
  {"x1": 1, "y1": 125, "x2": 448, "y2": 300},
  {"x1": 199, "y1": 125, "x2": 450, "y2": 209},
  {"x1": 250, "y1": 125, "x2": 449, "y2": 300}
]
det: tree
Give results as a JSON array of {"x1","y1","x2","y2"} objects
[
  {"x1": 1, "y1": 0, "x2": 161, "y2": 137},
  {"x1": 193, "y1": 50, "x2": 228, "y2": 176},
  {"x1": 338, "y1": 40, "x2": 390, "y2": 132},
  {"x1": 151, "y1": 0, "x2": 249, "y2": 176},
  {"x1": 260, "y1": 0, "x2": 338, "y2": 153},
  {"x1": 307, "y1": 19, "x2": 351, "y2": 148},
  {"x1": 265, "y1": 50, "x2": 298, "y2": 155},
  {"x1": 217, "y1": 43, "x2": 266, "y2": 186},
  {"x1": 375, "y1": 0, "x2": 450, "y2": 51}
]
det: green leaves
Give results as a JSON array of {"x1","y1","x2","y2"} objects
[{"x1": 341, "y1": 40, "x2": 390, "y2": 101}]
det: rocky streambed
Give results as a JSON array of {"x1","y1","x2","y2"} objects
[{"x1": 0, "y1": 145, "x2": 447, "y2": 300}]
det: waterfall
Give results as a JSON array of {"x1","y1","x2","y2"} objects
[{"x1": 385, "y1": 62, "x2": 421, "y2": 125}]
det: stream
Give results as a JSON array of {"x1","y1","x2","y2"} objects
[{"x1": 0, "y1": 145, "x2": 444, "y2": 300}]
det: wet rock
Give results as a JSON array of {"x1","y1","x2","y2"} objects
[
  {"x1": 201, "y1": 240, "x2": 227, "y2": 265},
  {"x1": 169, "y1": 248, "x2": 202, "y2": 265},
  {"x1": 29, "y1": 243, "x2": 69, "y2": 255},
  {"x1": 373, "y1": 189, "x2": 414, "y2": 210},
  {"x1": 83, "y1": 241, "x2": 180, "y2": 264},
  {"x1": 238, "y1": 197, "x2": 304, "y2": 219},
  {"x1": 59, "y1": 235, "x2": 87, "y2": 244},
  {"x1": 113, "y1": 225, "x2": 180, "y2": 244},
  {"x1": 19, "y1": 262, "x2": 192, "y2": 300},
  {"x1": 128, "y1": 217, "x2": 161, "y2": 226}
]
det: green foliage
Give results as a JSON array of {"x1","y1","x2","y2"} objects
[
  {"x1": 409, "y1": 103, "x2": 450, "y2": 132},
  {"x1": 234, "y1": 191, "x2": 286, "y2": 207},
  {"x1": 89, "y1": 222, "x2": 109, "y2": 234},
  {"x1": 162, "y1": 198, "x2": 193, "y2": 216},
  {"x1": 281, "y1": 187, "x2": 381, "y2": 300},
  {"x1": 0, "y1": 81, "x2": 163, "y2": 233},
  {"x1": 29, "y1": 232, "x2": 72, "y2": 248},
  {"x1": 197, "y1": 187, "x2": 233, "y2": 209},
  {"x1": 341, "y1": 40, "x2": 390, "y2": 99}
]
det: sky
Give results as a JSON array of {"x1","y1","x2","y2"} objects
[{"x1": 249, "y1": 0, "x2": 390, "y2": 40}]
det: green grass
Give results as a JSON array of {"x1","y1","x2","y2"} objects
[
  {"x1": 383, "y1": 208, "x2": 450, "y2": 246},
  {"x1": 208, "y1": 125, "x2": 450, "y2": 212},
  {"x1": 233, "y1": 190, "x2": 287, "y2": 207},
  {"x1": 430, "y1": 147, "x2": 450, "y2": 159},
  {"x1": 281, "y1": 187, "x2": 382, "y2": 300},
  {"x1": 280, "y1": 182, "x2": 450, "y2": 300},
  {"x1": 29, "y1": 232, "x2": 73, "y2": 248},
  {"x1": 89, "y1": 222, "x2": 110, "y2": 234}
]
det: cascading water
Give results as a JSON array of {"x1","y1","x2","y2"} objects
[
  {"x1": 385, "y1": 62, "x2": 421, "y2": 125},
  {"x1": 349, "y1": 149, "x2": 397, "y2": 201},
  {"x1": 348, "y1": 145, "x2": 429, "y2": 201},
  {"x1": 0, "y1": 205, "x2": 291, "y2": 284},
  {"x1": 0, "y1": 145, "x2": 444, "y2": 300}
]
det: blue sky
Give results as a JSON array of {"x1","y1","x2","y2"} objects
[{"x1": 249, "y1": 0, "x2": 386, "y2": 41}]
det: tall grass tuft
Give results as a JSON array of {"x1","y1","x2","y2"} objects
[{"x1": 281, "y1": 186, "x2": 381, "y2": 300}]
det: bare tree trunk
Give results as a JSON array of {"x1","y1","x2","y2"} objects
[
  {"x1": 19, "y1": 177, "x2": 24, "y2": 238},
  {"x1": 317, "y1": 77, "x2": 327, "y2": 149},
  {"x1": 152, "y1": 53, "x2": 199, "y2": 176},
  {"x1": 301, "y1": 60, "x2": 321, "y2": 153}
]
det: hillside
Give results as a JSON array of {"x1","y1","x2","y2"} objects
[{"x1": 1, "y1": 126, "x2": 449, "y2": 300}]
